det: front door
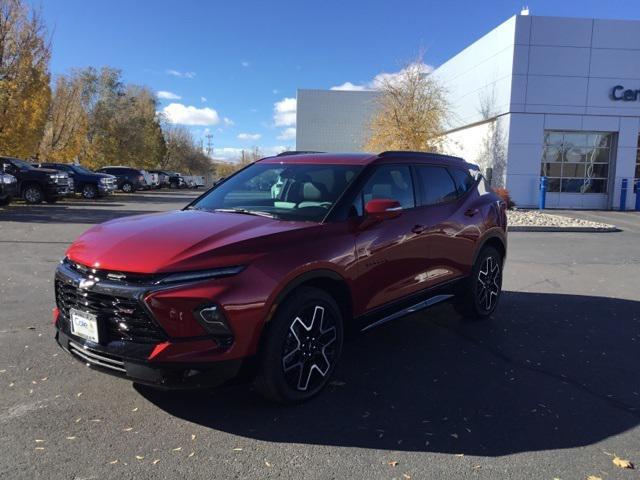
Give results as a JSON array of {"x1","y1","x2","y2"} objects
[{"x1": 352, "y1": 165, "x2": 431, "y2": 312}]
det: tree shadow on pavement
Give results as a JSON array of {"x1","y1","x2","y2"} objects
[{"x1": 137, "y1": 291, "x2": 640, "y2": 455}]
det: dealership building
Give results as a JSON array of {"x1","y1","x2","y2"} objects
[{"x1": 296, "y1": 14, "x2": 640, "y2": 209}]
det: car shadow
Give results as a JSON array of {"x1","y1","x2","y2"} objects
[
  {"x1": 0, "y1": 204, "x2": 170, "y2": 224},
  {"x1": 136, "y1": 291, "x2": 640, "y2": 456}
]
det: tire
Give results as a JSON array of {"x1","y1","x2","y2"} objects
[
  {"x1": 255, "y1": 287, "x2": 343, "y2": 404},
  {"x1": 82, "y1": 184, "x2": 98, "y2": 199},
  {"x1": 23, "y1": 184, "x2": 43, "y2": 204},
  {"x1": 454, "y1": 246, "x2": 503, "y2": 320},
  {"x1": 121, "y1": 182, "x2": 134, "y2": 193}
]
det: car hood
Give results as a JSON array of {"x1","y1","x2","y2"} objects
[
  {"x1": 31, "y1": 167, "x2": 66, "y2": 176},
  {"x1": 66, "y1": 210, "x2": 315, "y2": 274},
  {"x1": 94, "y1": 172, "x2": 116, "y2": 179}
]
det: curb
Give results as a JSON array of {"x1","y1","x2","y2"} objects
[{"x1": 508, "y1": 225, "x2": 620, "y2": 233}]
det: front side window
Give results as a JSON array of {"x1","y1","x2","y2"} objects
[
  {"x1": 415, "y1": 165, "x2": 458, "y2": 206},
  {"x1": 353, "y1": 165, "x2": 415, "y2": 215},
  {"x1": 448, "y1": 167, "x2": 475, "y2": 196},
  {"x1": 192, "y1": 163, "x2": 362, "y2": 222}
]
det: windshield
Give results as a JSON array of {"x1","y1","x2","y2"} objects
[
  {"x1": 10, "y1": 158, "x2": 34, "y2": 170},
  {"x1": 71, "y1": 165, "x2": 94, "y2": 174},
  {"x1": 191, "y1": 162, "x2": 362, "y2": 222}
]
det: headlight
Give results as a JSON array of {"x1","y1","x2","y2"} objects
[
  {"x1": 1, "y1": 173, "x2": 16, "y2": 184},
  {"x1": 155, "y1": 266, "x2": 245, "y2": 285},
  {"x1": 99, "y1": 177, "x2": 108, "y2": 184}
]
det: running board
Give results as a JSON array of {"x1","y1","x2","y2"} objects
[{"x1": 361, "y1": 294, "x2": 454, "y2": 332}]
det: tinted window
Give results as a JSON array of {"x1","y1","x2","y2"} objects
[
  {"x1": 448, "y1": 167, "x2": 475, "y2": 196},
  {"x1": 357, "y1": 165, "x2": 415, "y2": 212},
  {"x1": 192, "y1": 163, "x2": 362, "y2": 222},
  {"x1": 416, "y1": 165, "x2": 457, "y2": 206}
]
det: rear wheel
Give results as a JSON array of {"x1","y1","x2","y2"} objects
[
  {"x1": 255, "y1": 287, "x2": 343, "y2": 403},
  {"x1": 455, "y1": 246, "x2": 503, "y2": 320},
  {"x1": 82, "y1": 184, "x2": 98, "y2": 199},
  {"x1": 121, "y1": 182, "x2": 134, "y2": 193},
  {"x1": 23, "y1": 184, "x2": 43, "y2": 204}
]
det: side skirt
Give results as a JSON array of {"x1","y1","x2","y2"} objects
[{"x1": 354, "y1": 277, "x2": 465, "y2": 333}]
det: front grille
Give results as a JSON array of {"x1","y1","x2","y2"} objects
[
  {"x1": 68, "y1": 341, "x2": 126, "y2": 373},
  {"x1": 55, "y1": 280, "x2": 166, "y2": 343},
  {"x1": 55, "y1": 176, "x2": 69, "y2": 186}
]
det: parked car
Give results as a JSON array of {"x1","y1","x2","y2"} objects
[
  {"x1": 1, "y1": 156, "x2": 71, "y2": 204},
  {"x1": 182, "y1": 175, "x2": 205, "y2": 189},
  {"x1": 39, "y1": 163, "x2": 117, "y2": 199},
  {"x1": 95, "y1": 166, "x2": 147, "y2": 192},
  {"x1": 165, "y1": 171, "x2": 186, "y2": 189},
  {"x1": 148, "y1": 170, "x2": 171, "y2": 188},
  {"x1": 141, "y1": 170, "x2": 160, "y2": 190},
  {"x1": 53, "y1": 151, "x2": 507, "y2": 403},
  {"x1": 0, "y1": 171, "x2": 18, "y2": 206}
]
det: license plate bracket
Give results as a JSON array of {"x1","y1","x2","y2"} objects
[{"x1": 70, "y1": 308, "x2": 99, "y2": 343}]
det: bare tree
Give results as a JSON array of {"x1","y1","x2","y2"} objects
[
  {"x1": 364, "y1": 54, "x2": 448, "y2": 152},
  {"x1": 477, "y1": 86, "x2": 507, "y2": 187}
]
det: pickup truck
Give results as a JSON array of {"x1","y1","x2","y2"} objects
[
  {"x1": 0, "y1": 171, "x2": 18, "y2": 206},
  {"x1": 39, "y1": 163, "x2": 117, "y2": 199},
  {"x1": 1, "y1": 157, "x2": 72, "y2": 204}
]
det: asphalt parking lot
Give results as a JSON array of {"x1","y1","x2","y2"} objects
[{"x1": 1, "y1": 193, "x2": 639, "y2": 480}]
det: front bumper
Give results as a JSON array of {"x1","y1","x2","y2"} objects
[
  {"x1": 55, "y1": 329, "x2": 247, "y2": 388},
  {"x1": 0, "y1": 182, "x2": 18, "y2": 198},
  {"x1": 45, "y1": 183, "x2": 71, "y2": 198},
  {"x1": 53, "y1": 260, "x2": 255, "y2": 388}
]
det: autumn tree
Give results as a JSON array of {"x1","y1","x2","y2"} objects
[
  {"x1": 364, "y1": 57, "x2": 448, "y2": 153},
  {"x1": 163, "y1": 124, "x2": 213, "y2": 175},
  {"x1": 0, "y1": 0, "x2": 51, "y2": 158},
  {"x1": 39, "y1": 73, "x2": 88, "y2": 161}
]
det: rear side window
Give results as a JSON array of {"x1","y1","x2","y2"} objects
[
  {"x1": 448, "y1": 167, "x2": 475, "y2": 196},
  {"x1": 415, "y1": 165, "x2": 458, "y2": 206}
]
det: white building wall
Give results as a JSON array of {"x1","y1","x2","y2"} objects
[{"x1": 296, "y1": 89, "x2": 379, "y2": 152}]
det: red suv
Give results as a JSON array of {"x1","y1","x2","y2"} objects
[{"x1": 54, "y1": 151, "x2": 507, "y2": 402}]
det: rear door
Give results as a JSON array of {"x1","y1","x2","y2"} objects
[
  {"x1": 352, "y1": 164, "x2": 433, "y2": 312},
  {"x1": 413, "y1": 164, "x2": 481, "y2": 286}
]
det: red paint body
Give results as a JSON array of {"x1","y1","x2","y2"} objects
[{"x1": 55, "y1": 152, "x2": 507, "y2": 383}]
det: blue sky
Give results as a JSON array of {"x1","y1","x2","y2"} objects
[{"x1": 38, "y1": 0, "x2": 637, "y2": 160}]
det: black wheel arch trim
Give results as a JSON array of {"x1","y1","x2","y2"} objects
[
  {"x1": 267, "y1": 269, "x2": 352, "y2": 323},
  {"x1": 472, "y1": 231, "x2": 507, "y2": 265}
]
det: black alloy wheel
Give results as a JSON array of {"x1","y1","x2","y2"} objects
[{"x1": 255, "y1": 287, "x2": 343, "y2": 403}]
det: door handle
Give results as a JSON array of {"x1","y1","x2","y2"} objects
[
  {"x1": 464, "y1": 208, "x2": 479, "y2": 217},
  {"x1": 412, "y1": 224, "x2": 426, "y2": 234}
]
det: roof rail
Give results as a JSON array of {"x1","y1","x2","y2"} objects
[
  {"x1": 378, "y1": 150, "x2": 465, "y2": 162},
  {"x1": 276, "y1": 150, "x2": 325, "y2": 157}
]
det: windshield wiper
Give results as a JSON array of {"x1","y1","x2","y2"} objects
[{"x1": 214, "y1": 208, "x2": 275, "y2": 219}]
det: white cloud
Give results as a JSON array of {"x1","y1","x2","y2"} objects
[
  {"x1": 273, "y1": 97, "x2": 296, "y2": 127},
  {"x1": 200, "y1": 96, "x2": 207, "y2": 102},
  {"x1": 237, "y1": 133, "x2": 262, "y2": 141},
  {"x1": 162, "y1": 103, "x2": 220, "y2": 126},
  {"x1": 330, "y1": 62, "x2": 434, "y2": 91},
  {"x1": 157, "y1": 90, "x2": 181, "y2": 100},
  {"x1": 223, "y1": 117, "x2": 234, "y2": 127},
  {"x1": 241, "y1": 61, "x2": 250, "y2": 67},
  {"x1": 166, "y1": 69, "x2": 196, "y2": 79},
  {"x1": 213, "y1": 146, "x2": 288, "y2": 161},
  {"x1": 277, "y1": 127, "x2": 296, "y2": 140},
  {"x1": 330, "y1": 82, "x2": 368, "y2": 92}
]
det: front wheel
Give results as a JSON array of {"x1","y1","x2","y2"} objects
[
  {"x1": 121, "y1": 182, "x2": 134, "y2": 193},
  {"x1": 255, "y1": 287, "x2": 343, "y2": 403},
  {"x1": 23, "y1": 185, "x2": 43, "y2": 204},
  {"x1": 455, "y1": 246, "x2": 503, "y2": 320},
  {"x1": 82, "y1": 184, "x2": 98, "y2": 199}
]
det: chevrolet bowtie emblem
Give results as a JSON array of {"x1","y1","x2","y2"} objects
[{"x1": 78, "y1": 279, "x2": 96, "y2": 290}]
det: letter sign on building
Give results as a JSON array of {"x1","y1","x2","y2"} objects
[{"x1": 611, "y1": 85, "x2": 640, "y2": 101}]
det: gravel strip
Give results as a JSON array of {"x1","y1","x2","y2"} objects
[{"x1": 507, "y1": 210, "x2": 618, "y2": 232}]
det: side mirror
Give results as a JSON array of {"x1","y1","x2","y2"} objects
[{"x1": 364, "y1": 198, "x2": 402, "y2": 220}]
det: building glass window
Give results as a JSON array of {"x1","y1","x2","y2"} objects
[
  {"x1": 635, "y1": 134, "x2": 640, "y2": 193},
  {"x1": 541, "y1": 131, "x2": 613, "y2": 194}
]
